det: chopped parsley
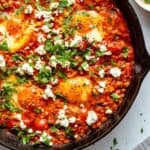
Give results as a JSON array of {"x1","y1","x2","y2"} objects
[
  {"x1": 65, "y1": 127, "x2": 74, "y2": 138},
  {"x1": 122, "y1": 47, "x2": 129, "y2": 58},
  {"x1": 140, "y1": 128, "x2": 144, "y2": 134},
  {"x1": 111, "y1": 93, "x2": 120, "y2": 101},
  {"x1": 50, "y1": 126, "x2": 58, "y2": 133},
  {"x1": 35, "y1": 66, "x2": 52, "y2": 84},
  {"x1": 34, "y1": 108, "x2": 42, "y2": 114},
  {"x1": 0, "y1": 41, "x2": 9, "y2": 51}
]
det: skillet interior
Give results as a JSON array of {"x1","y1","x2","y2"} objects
[{"x1": 0, "y1": 0, "x2": 150, "y2": 150}]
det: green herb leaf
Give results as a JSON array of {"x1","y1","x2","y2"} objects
[
  {"x1": 122, "y1": 47, "x2": 129, "y2": 58},
  {"x1": 12, "y1": 54, "x2": 24, "y2": 61},
  {"x1": 113, "y1": 138, "x2": 118, "y2": 146},
  {"x1": 0, "y1": 41, "x2": 9, "y2": 51},
  {"x1": 34, "y1": 108, "x2": 42, "y2": 114},
  {"x1": 111, "y1": 93, "x2": 120, "y2": 101},
  {"x1": 35, "y1": 66, "x2": 51, "y2": 84},
  {"x1": 50, "y1": 126, "x2": 58, "y2": 133},
  {"x1": 65, "y1": 127, "x2": 74, "y2": 138}
]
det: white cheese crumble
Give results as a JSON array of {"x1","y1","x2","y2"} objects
[
  {"x1": 100, "y1": 45, "x2": 107, "y2": 52},
  {"x1": 35, "y1": 45, "x2": 46, "y2": 55},
  {"x1": 35, "y1": 59, "x2": 44, "y2": 70},
  {"x1": 54, "y1": 38, "x2": 63, "y2": 45},
  {"x1": 98, "y1": 69, "x2": 105, "y2": 78},
  {"x1": 24, "y1": 5, "x2": 33, "y2": 14},
  {"x1": 68, "y1": 117, "x2": 76, "y2": 124},
  {"x1": 35, "y1": 11, "x2": 53, "y2": 22},
  {"x1": 56, "y1": 109, "x2": 69, "y2": 128},
  {"x1": 17, "y1": 63, "x2": 34, "y2": 75},
  {"x1": 67, "y1": 0, "x2": 76, "y2": 6},
  {"x1": 86, "y1": 28, "x2": 102, "y2": 42},
  {"x1": 86, "y1": 111, "x2": 98, "y2": 126},
  {"x1": 37, "y1": 34, "x2": 46, "y2": 43},
  {"x1": 41, "y1": 25, "x2": 51, "y2": 33},
  {"x1": 28, "y1": 128, "x2": 33, "y2": 133},
  {"x1": 56, "y1": 109, "x2": 76, "y2": 127},
  {"x1": 43, "y1": 85, "x2": 55, "y2": 100},
  {"x1": 50, "y1": 2, "x2": 59, "y2": 10},
  {"x1": 98, "y1": 81, "x2": 106, "y2": 88},
  {"x1": 39, "y1": 132, "x2": 53, "y2": 146},
  {"x1": 20, "y1": 120, "x2": 27, "y2": 129},
  {"x1": 105, "y1": 109, "x2": 113, "y2": 115},
  {"x1": 70, "y1": 35, "x2": 82, "y2": 47},
  {"x1": 49, "y1": 55, "x2": 57, "y2": 68},
  {"x1": 0, "y1": 55, "x2": 6, "y2": 70},
  {"x1": 110, "y1": 67, "x2": 121, "y2": 78}
]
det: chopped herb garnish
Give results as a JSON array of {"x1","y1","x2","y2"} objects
[
  {"x1": 12, "y1": 54, "x2": 24, "y2": 62},
  {"x1": 15, "y1": 5, "x2": 26, "y2": 15},
  {"x1": 35, "y1": 66, "x2": 51, "y2": 84},
  {"x1": 34, "y1": 108, "x2": 42, "y2": 114},
  {"x1": 55, "y1": 92, "x2": 66, "y2": 101},
  {"x1": 111, "y1": 93, "x2": 120, "y2": 101},
  {"x1": 65, "y1": 127, "x2": 73, "y2": 138},
  {"x1": 57, "y1": 71, "x2": 67, "y2": 80},
  {"x1": 50, "y1": 126, "x2": 58, "y2": 133},
  {"x1": 140, "y1": 128, "x2": 144, "y2": 134},
  {"x1": 113, "y1": 138, "x2": 118, "y2": 146},
  {"x1": 0, "y1": 41, "x2": 9, "y2": 51},
  {"x1": 122, "y1": 47, "x2": 129, "y2": 58},
  {"x1": 59, "y1": 0, "x2": 68, "y2": 8}
]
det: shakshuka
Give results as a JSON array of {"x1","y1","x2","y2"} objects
[{"x1": 0, "y1": 0, "x2": 134, "y2": 146}]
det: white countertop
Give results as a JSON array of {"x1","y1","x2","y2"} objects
[
  {"x1": 0, "y1": 1, "x2": 150, "y2": 150},
  {"x1": 85, "y1": 0, "x2": 150, "y2": 150}
]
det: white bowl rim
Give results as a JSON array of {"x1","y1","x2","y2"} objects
[{"x1": 135, "y1": 0, "x2": 150, "y2": 11}]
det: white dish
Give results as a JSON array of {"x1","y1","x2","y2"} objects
[{"x1": 135, "y1": 0, "x2": 150, "y2": 11}]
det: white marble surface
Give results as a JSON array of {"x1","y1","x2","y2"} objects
[
  {"x1": 85, "y1": 0, "x2": 150, "y2": 150},
  {"x1": 0, "y1": 1, "x2": 150, "y2": 150}
]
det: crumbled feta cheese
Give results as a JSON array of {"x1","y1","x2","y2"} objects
[
  {"x1": 41, "y1": 25, "x2": 51, "y2": 33},
  {"x1": 51, "y1": 29, "x2": 60, "y2": 34},
  {"x1": 35, "y1": 45, "x2": 46, "y2": 55},
  {"x1": 0, "y1": 55, "x2": 6, "y2": 70},
  {"x1": 28, "y1": 128, "x2": 33, "y2": 133},
  {"x1": 35, "y1": 59, "x2": 44, "y2": 70},
  {"x1": 70, "y1": 35, "x2": 82, "y2": 47},
  {"x1": 24, "y1": 5, "x2": 33, "y2": 14},
  {"x1": 110, "y1": 67, "x2": 121, "y2": 78},
  {"x1": 40, "y1": 132, "x2": 53, "y2": 146},
  {"x1": 43, "y1": 85, "x2": 55, "y2": 100},
  {"x1": 100, "y1": 45, "x2": 107, "y2": 52},
  {"x1": 98, "y1": 69, "x2": 105, "y2": 78},
  {"x1": 97, "y1": 87, "x2": 104, "y2": 93},
  {"x1": 58, "y1": 118, "x2": 69, "y2": 128},
  {"x1": 98, "y1": 81, "x2": 106, "y2": 88},
  {"x1": 35, "y1": 11, "x2": 53, "y2": 21},
  {"x1": 37, "y1": 34, "x2": 46, "y2": 43},
  {"x1": 56, "y1": 109, "x2": 69, "y2": 127},
  {"x1": 86, "y1": 28, "x2": 102, "y2": 42},
  {"x1": 69, "y1": 117, "x2": 76, "y2": 124},
  {"x1": 54, "y1": 38, "x2": 63, "y2": 45},
  {"x1": 105, "y1": 109, "x2": 113, "y2": 115},
  {"x1": 50, "y1": 76, "x2": 58, "y2": 85},
  {"x1": 50, "y1": 2, "x2": 59, "y2": 9},
  {"x1": 86, "y1": 111, "x2": 98, "y2": 126},
  {"x1": 67, "y1": 0, "x2": 76, "y2": 6},
  {"x1": 17, "y1": 63, "x2": 34, "y2": 75},
  {"x1": 81, "y1": 61, "x2": 89, "y2": 71},
  {"x1": 20, "y1": 121, "x2": 27, "y2": 129},
  {"x1": 49, "y1": 55, "x2": 57, "y2": 68},
  {"x1": 105, "y1": 51, "x2": 112, "y2": 56}
]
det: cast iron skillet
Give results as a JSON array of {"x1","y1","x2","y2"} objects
[{"x1": 0, "y1": 0, "x2": 150, "y2": 149}]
